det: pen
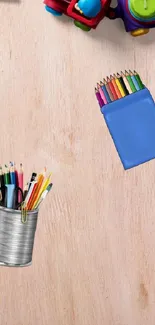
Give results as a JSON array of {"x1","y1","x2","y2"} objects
[{"x1": 28, "y1": 172, "x2": 37, "y2": 191}]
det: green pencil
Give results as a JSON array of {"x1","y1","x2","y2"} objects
[
  {"x1": 4, "y1": 165, "x2": 11, "y2": 185},
  {"x1": 133, "y1": 71, "x2": 144, "y2": 90},
  {"x1": 125, "y1": 70, "x2": 136, "y2": 93}
]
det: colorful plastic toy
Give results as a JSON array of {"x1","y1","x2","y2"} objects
[
  {"x1": 44, "y1": 0, "x2": 112, "y2": 31},
  {"x1": 44, "y1": 0, "x2": 155, "y2": 36},
  {"x1": 108, "y1": 0, "x2": 155, "y2": 37}
]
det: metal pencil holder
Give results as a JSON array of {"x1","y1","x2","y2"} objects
[{"x1": 0, "y1": 206, "x2": 38, "y2": 267}]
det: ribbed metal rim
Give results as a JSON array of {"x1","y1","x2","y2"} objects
[{"x1": 0, "y1": 206, "x2": 38, "y2": 214}]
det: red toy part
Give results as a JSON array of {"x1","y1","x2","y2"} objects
[{"x1": 44, "y1": 0, "x2": 111, "y2": 29}]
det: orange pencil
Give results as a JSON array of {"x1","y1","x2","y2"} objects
[
  {"x1": 28, "y1": 169, "x2": 46, "y2": 210},
  {"x1": 26, "y1": 182, "x2": 38, "y2": 210},
  {"x1": 107, "y1": 77, "x2": 118, "y2": 100},
  {"x1": 110, "y1": 75, "x2": 122, "y2": 99}
]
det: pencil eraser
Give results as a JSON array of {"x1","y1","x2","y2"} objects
[{"x1": 101, "y1": 88, "x2": 155, "y2": 169}]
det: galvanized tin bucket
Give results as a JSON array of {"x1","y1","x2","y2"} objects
[{"x1": 0, "y1": 206, "x2": 38, "y2": 267}]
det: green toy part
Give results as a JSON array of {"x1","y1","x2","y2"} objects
[
  {"x1": 74, "y1": 20, "x2": 91, "y2": 31},
  {"x1": 130, "y1": 0, "x2": 155, "y2": 19}
]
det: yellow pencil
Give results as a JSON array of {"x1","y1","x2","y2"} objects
[
  {"x1": 33, "y1": 173, "x2": 52, "y2": 209},
  {"x1": 113, "y1": 74, "x2": 125, "y2": 97}
]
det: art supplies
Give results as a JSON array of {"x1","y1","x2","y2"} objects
[
  {"x1": 0, "y1": 163, "x2": 53, "y2": 210},
  {"x1": 95, "y1": 70, "x2": 155, "y2": 169}
]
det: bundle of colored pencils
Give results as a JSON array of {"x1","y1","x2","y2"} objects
[
  {"x1": 95, "y1": 70, "x2": 144, "y2": 108},
  {"x1": 23, "y1": 167, "x2": 53, "y2": 211},
  {"x1": 0, "y1": 163, "x2": 53, "y2": 211}
]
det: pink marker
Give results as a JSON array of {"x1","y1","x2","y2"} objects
[{"x1": 18, "y1": 163, "x2": 23, "y2": 203}]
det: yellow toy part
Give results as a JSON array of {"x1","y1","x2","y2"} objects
[{"x1": 130, "y1": 28, "x2": 149, "y2": 36}]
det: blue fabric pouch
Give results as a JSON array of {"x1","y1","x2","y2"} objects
[{"x1": 101, "y1": 88, "x2": 155, "y2": 169}]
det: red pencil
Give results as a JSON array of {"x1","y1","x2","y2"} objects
[
  {"x1": 107, "y1": 77, "x2": 118, "y2": 100},
  {"x1": 110, "y1": 75, "x2": 122, "y2": 99}
]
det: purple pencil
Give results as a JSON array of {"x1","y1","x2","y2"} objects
[{"x1": 95, "y1": 87, "x2": 105, "y2": 108}]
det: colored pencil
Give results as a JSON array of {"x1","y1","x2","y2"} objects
[
  {"x1": 116, "y1": 73, "x2": 129, "y2": 95},
  {"x1": 4, "y1": 165, "x2": 11, "y2": 185},
  {"x1": 103, "y1": 79, "x2": 114, "y2": 101},
  {"x1": 113, "y1": 74, "x2": 125, "y2": 97},
  {"x1": 107, "y1": 77, "x2": 118, "y2": 100},
  {"x1": 33, "y1": 173, "x2": 52, "y2": 209},
  {"x1": 95, "y1": 87, "x2": 104, "y2": 108},
  {"x1": 121, "y1": 71, "x2": 132, "y2": 94},
  {"x1": 100, "y1": 81, "x2": 111, "y2": 103},
  {"x1": 125, "y1": 70, "x2": 136, "y2": 93},
  {"x1": 97, "y1": 83, "x2": 107, "y2": 105},
  {"x1": 29, "y1": 169, "x2": 46, "y2": 210},
  {"x1": 133, "y1": 70, "x2": 144, "y2": 90},
  {"x1": 110, "y1": 75, "x2": 122, "y2": 99},
  {"x1": 129, "y1": 70, "x2": 140, "y2": 91}
]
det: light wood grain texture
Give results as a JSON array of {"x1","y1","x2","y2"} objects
[{"x1": 0, "y1": 0, "x2": 155, "y2": 324}]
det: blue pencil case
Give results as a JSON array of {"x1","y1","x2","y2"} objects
[{"x1": 100, "y1": 88, "x2": 155, "y2": 169}]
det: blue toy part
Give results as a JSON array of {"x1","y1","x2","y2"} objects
[
  {"x1": 77, "y1": 0, "x2": 102, "y2": 18},
  {"x1": 45, "y1": 5, "x2": 62, "y2": 16},
  {"x1": 101, "y1": 88, "x2": 155, "y2": 170}
]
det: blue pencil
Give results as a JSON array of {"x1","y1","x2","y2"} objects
[
  {"x1": 100, "y1": 81, "x2": 111, "y2": 103},
  {"x1": 129, "y1": 70, "x2": 140, "y2": 91}
]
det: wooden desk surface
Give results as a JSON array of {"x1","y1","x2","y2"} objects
[{"x1": 0, "y1": 0, "x2": 155, "y2": 324}]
